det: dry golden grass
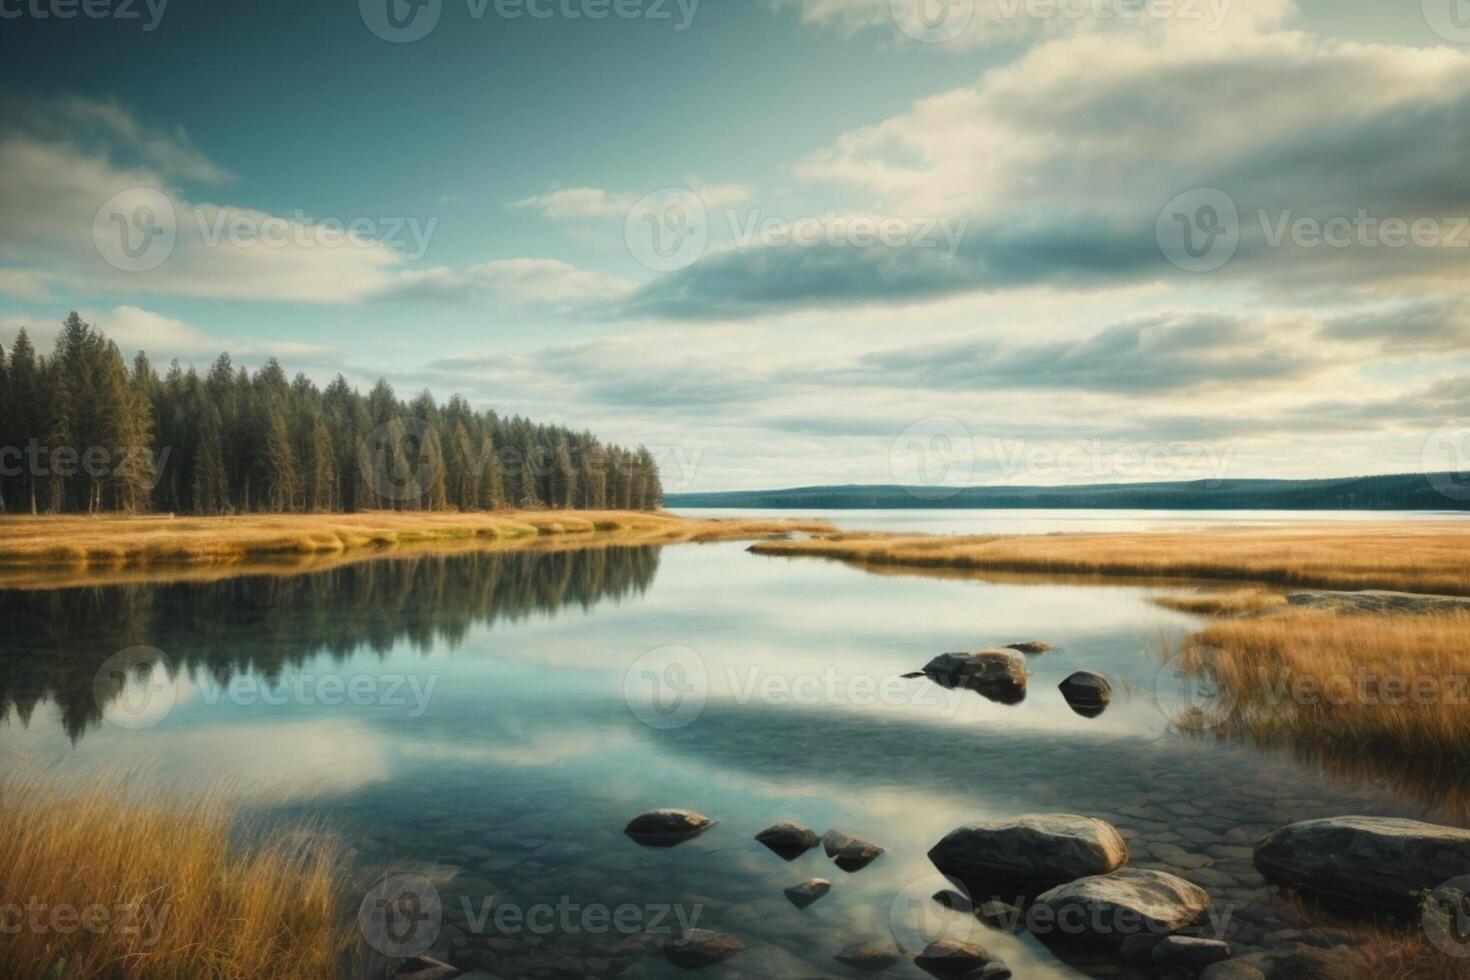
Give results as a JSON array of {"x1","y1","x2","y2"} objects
[
  {"x1": 1171, "y1": 608, "x2": 1470, "y2": 762},
  {"x1": 750, "y1": 521, "x2": 1470, "y2": 595},
  {"x1": 1323, "y1": 935, "x2": 1470, "y2": 980},
  {"x1": 1277, "y1": 894, "x2": 1470, "y2": 979},
  {"x1": 1153, "y1": 587, "x2": 1288, "y2": 616},
  {"x1": 0, "y1": 510, "x2": 832, "y2": 577},
  {"x1": 0, "y1": 772, "x2": 351, "y2": 979}
]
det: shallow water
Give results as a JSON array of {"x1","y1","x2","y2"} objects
[{"x1": 0, "y1": 533, "x2": 1458, "y2": 978}]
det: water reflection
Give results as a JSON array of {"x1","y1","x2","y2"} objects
[
  {"x1": 0, "y1": 545, "x2": 660, "y2": 742},
  {"x1": 2, "y1": 537, "x2": 1467, "y2": 978}
]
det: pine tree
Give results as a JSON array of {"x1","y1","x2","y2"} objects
[
  {"x1": 304, "y1": 418, "x2": 337, "y2": 511},
  {"x1": 261, "y1": 408, "x2": 298, "y2": 512},
  {"x1": 551, "y1": 440, "x2": 577, "y2": 509},
  {"x1": 191, "y1": 405, "x2": 228, "y2": 514},
  {"x1": 8, "y1": 330, "x2": 40, "y2": 513}
]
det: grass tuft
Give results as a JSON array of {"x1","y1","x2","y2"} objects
[{"x1": 0, "y1": 772, "x2": 352, "y2": 980}]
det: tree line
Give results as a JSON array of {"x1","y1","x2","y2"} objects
[{"x1": 0, "y1": 312, "x2": 663, "y2": 515}]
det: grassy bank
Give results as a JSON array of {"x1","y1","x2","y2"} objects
[
  {"x1": 0, "y1": 773, "x2": 350, "y2": 979},
  {"x1": 749, "y1": 521, "x2": 1470, "y2": 595},
  {"x1": 1171, "y1": 608, "x2": 1470, "y2": 760},
  {"x1": 0, "y1": 510, "x2": 832, "y2": 571}
]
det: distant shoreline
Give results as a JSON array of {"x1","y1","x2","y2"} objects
[{"x1": 667, "y1": 472, "x2": 1470, "y2": 511}]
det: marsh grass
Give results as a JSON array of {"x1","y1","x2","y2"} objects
[
  {"x1": 1152, "y1": 587, "x2": 1288, "y2": 616},
  {"x1": 1169, "y1": 608, "x2": 1470, "y2": 764},
  {"x1": 750, "y1": 522, "x2": 1470, "y2": 595},
  {"x1": 0, "y1": 772, "x2": 353, "y2": 979},
  {"x1": 1277, "y1": 894, "x2": 1470, "y2": 979},
  {"x1": 0, "y1": 510, "x2": 832, "y2": 577}
]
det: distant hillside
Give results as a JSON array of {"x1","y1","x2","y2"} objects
[{"x1": 667, "y1": 474, "x2": 1470, "y2": 511}]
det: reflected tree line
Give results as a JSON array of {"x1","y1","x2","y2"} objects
[{"x1": 0, "y1": 545, "x2": 661, "y2": 742}]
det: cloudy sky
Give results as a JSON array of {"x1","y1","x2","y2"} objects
[{"x1": 3, "y1": 0, "x2": 1470, "y2": 491}]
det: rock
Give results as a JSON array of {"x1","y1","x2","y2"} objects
[
  {"x1": 663, "y1": 929, "x2": 744, "y2": 968},
  {"x1": 393, "y1": 956, "x2": 458, "y2": 980},
  {"x1": 913, "y1": 937, "x2": 993, "y2": 974},
  {"x1": 623, "y1": 808, "x2": 715, "y2": 847},
  {"x1": 1006, "y1": 640, "x2": 1051, "y2": 654},
  {"x1": 970, "y1": 964, "x2": 1013, "y2": 980},
  {"x1": 755, "y1": 821, "x2": 820, "y2": 859},
  {"x1": 1058, "y1": 671, "x2": 1112, "y2": 717},
  {"x1": 1201, "y1": 963, "x2": 1266, "y2": 980},
  {"x1": 1153, "y1": 936, "x2": 1233, "y2": 971},
  {"x1": 932, "y1": 888, "x2": 972, "y2": 911},
  {"x1": 784, "y1": 878, "x2": 831, "y2": 909},
  {"x1": 928, "y1": 814, "x2": 1129, "y2": 888},
  {"x1": 822, "y1": 829, "x2": 884, "y2": 871},
  {"x1": 975, "y1": 899, "x2": 1023, "y2": 932},
  {"x1": 1286, "y1": 590, "x2": 1470, "y2": 615},
  {"x1": 1119, "y1": 932, "x2": 1165, "y2": 963},
  {"x1": 834, "y1": 938, "x2": 902, "y2": 971},
  {"x1": 1254, "y1": 816, "x2": 1470, "y2": 908},
  {"x1": 1030, "y1": 869, "x2": 1211, "y2": 947},
  {"x1": 914, "y1": 650, "x2": 1028, "y2": 703}
]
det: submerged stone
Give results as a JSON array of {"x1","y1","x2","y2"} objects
[
  {"x1": 624, "y1": 808, "x2": 715, "y2": 847},
  {"x1": 755, "y1": 821, "x2": 820, "y2": 859}
]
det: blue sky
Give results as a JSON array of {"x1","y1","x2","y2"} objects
[{"x1": 3, "y1": 0, "x2": 1470, "y2": 491}]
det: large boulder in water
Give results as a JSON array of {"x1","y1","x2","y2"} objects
[
  {"x1": 1254, "y1": 816, "x2": 1470, "y2": 908},
  {"x1": 1030, "y1": 868, "x2": 1210, "y2": 947},
  {"x1": 624, "y1": 808, "x2": 715, "y2": 846},
  {"x1": 1286, "y1": 590, "x2": 1470, "y2": 615},
  {"x1": 928, "y1": 814, "x2": 1128, "y2": 888},
  {"x1": 913, "y1": 651, "x2": 1028, "y2": 703}
]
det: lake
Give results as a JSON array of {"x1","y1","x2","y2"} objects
[{"x1": 1, "y1": 511, "x2": 1460, "y2": 978}]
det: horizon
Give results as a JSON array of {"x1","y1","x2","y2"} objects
[{"x1": 5, "y1": 0, "x2": 1470, "y2": 495}]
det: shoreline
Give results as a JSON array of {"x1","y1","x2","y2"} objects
[
  {"x1": 0, "y1": 510, "x2": 832, "y2": 576},
  {"x1": 748, "y1": 521, "x2": 1470, "y2": 596}
]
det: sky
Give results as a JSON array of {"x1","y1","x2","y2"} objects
[{"x1": 3, "y1": 0, "x2": 1470, "y2": 493}]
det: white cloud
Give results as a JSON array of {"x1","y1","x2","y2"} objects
[{"x1": 513, "y1": 182, "x2": 754, "y2": 222}]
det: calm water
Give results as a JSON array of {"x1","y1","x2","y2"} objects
[
  {"x1": 673, "y1": 506, "x2": 1470, "y2": 534},
  {"x1": 1, "y1": 515, "x2": 1461, "y2": 978}
]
